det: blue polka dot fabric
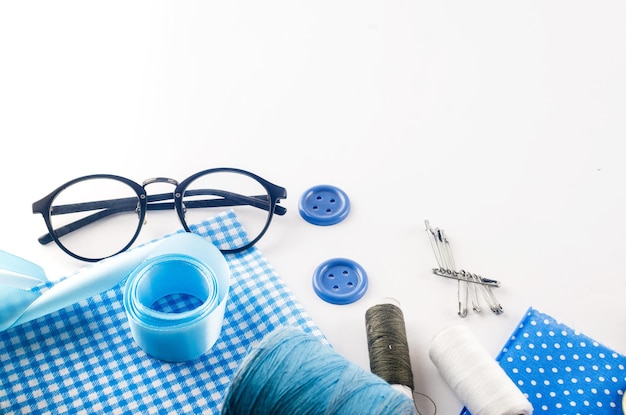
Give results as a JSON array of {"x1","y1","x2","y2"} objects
[{"x1": 461, "y1": 307, "x2": 626, "y2": 415}]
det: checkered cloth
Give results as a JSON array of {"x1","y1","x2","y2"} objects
[{"x1": 0, "y1": 211, "x2": 325, "y2": 414}]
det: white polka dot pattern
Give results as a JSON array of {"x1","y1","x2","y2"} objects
[{"x1": 462, "y1": 307, "x2": 626, "y2": 415}]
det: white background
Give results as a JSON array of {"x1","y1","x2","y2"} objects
[{"x1": 1, "y1": 1, "x2": 625, "y2": 413}]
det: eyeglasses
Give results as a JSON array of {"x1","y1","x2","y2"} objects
[{"x1": 32, "y1": 167, "x2": 287, "y2": 262}]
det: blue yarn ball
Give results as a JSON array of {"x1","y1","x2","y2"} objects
[{"x1": 221, "y1": 326, "x2": 416, "y2": 414}]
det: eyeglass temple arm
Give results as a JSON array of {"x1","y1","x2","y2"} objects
[
  {"x1": 181, "y1": 189, "x2": 286, "y2": 215},
  {"x1": 38, "y1": 205, "x2": 134, "y2": 244},
  {"x1": 37, "y1": 190, "x2": 286, "y2": 245},
  {"x1": 37, "y1": 198, "x2": 139, "y2": 244}
]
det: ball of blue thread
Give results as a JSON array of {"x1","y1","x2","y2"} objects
[{"x1": 221, "y1": 326, "x2": 416, "y2": 415}]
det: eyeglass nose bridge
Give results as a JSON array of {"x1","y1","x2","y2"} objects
[
  {"x1": 141, "y1": 177, "x2": 184, "y2": 224},
  {"x1": 142, "y1": 177, "x2": 180, "y2": 187}
]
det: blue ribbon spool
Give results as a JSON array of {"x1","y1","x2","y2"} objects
[
  {"x1": 123, "y1": 233, "x2": 230, "y2": 362},
  {"x1": 0, "y1": 232, "x2": 230, "y2": 363}
]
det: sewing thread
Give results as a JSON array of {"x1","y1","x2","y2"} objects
[
  {"x1": 221, "y1": 326, "x2": 416, "y2": 415},
  {"x1": 429, "y1": 325, "x2": 533, "y2": 415},
  {"x1": 365, "y1": 300, "x2": 415, "y2": 394}
]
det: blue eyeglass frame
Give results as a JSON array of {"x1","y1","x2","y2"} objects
[{"x1": 32, "y1": 167, "x2": 287, "y2": 262}]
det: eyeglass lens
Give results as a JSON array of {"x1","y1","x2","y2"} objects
[
  {"x1": 49, "y1": 177, "x2": 143, "y2": 261},
  {"x1": 180, "y1": 171, "x2": 272, "y2": 251}
]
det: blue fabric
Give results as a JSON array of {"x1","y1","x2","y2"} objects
[
  {"x1": 0, "y1": 211, "x2": 325, "y2": 414},
  {"x1": 461, "y1": 307, "x2": 626, "y2": 414}
]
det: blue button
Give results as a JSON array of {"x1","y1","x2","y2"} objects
[
  {"x1": 312, "y1": 258, "x2": 368, "y2": 305},
  {"x1": 298, "y1": 185, "x2": 350, "y2": 226}
]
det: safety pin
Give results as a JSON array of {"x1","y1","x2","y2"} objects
[
  {"x1": 467, "y1": 272, "x2": 482, "y2": 313},
  {"x1": 431, "y1": 268, "x2": 501, "y2": 287},
  {"x1": 477, "y1": 281, "x2": 503, "y2": 314},
  {"x1": 425, "y1": 221, "x2": 468, "y2": 317},
  {"x1": 457, "y1": 274, "x2": 468, "y2": 318},
  {"x1": 424, "y1": 220, "x2": 503, "y2": 317}
]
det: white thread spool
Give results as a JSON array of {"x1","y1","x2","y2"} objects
[{"x1": 429, "y1": 325, "x2": 533, "y2": 415}]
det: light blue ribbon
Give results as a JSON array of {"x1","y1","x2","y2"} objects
[
  {"x1": 0, "y1": 233, "x2": 230, "y2": 362},
  {"x1": 123, "y1": 234, "x2": 230, "y2": 362}
]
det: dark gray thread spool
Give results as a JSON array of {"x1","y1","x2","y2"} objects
[{"x1": 365, "y1": 301, "x2": 415, "y2": 393}]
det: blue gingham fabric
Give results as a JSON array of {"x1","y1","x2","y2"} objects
[
  {"x1": 461, "y1": 307, "x2": 626, "y2": 415},
  {"x1": 0, "y1": 211, "x2": 325, "y2": 414}
]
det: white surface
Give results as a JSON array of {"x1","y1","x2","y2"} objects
[{"x1": 1, "y1": 2, "x2": 625, "y2": 413}]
